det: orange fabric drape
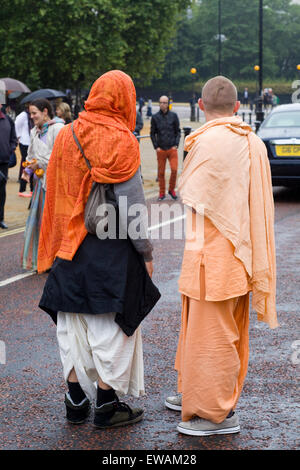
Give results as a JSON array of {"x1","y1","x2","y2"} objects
[
  {"x1": 176, "y1": 218, "x2": 250, "y2": 423},
  {"x1": 178, "y1": 215, "x2": 251, "y2": 302},
  {"x1": 175, "y1": 284, "x2": 250, "y2": 424},
  {"x1": 37, "y1": 70, "x2": 140, "y2": 273},
  {"x1": 179, "y1": 116, "x2": 278, "y2": 329}
]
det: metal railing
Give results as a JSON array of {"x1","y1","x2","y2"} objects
[{"x1": 135, "y1": 106, "x2": 274, "y2": 159}]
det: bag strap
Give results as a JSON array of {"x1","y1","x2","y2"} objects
[
  {"x1": 0, "y1": 170, "x2": 7, "y2": 182},
  {"x1": 71, "y1": 122, "x2": 91, "y2": 171}
]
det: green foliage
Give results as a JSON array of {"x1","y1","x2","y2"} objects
[
  {"x1": 155, "y1": 0, "x2": 300, "y2": 91},
  {"x1": 114, "y1": 0, "x2": 190, "y2": 86},
  {"x1": 0, "y1": 0, "x2": 190, "y2": 90},
  {"x1": 2, "y1": 0, "x2": 299, "y2": 93}
]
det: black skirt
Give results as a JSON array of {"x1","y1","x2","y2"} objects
[{"x1": 39, "y1": 234, "x2": 161, "y2": 336}]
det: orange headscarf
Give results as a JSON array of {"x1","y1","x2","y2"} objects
[{"x1": 37, "y1": 70, "x2": 140, "y2": 273}]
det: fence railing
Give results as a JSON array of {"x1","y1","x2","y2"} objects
[{"x1": 136, "y1": 107, "x2": 273, "y2": 158}]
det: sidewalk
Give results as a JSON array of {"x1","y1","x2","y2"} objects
[{"x1": 3, "y1": 118, "x2": 201, "y2": 230}]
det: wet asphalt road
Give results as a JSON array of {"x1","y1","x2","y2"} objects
[{"x1": 0, "y1": 189, "x2": 299, "y2": 450}]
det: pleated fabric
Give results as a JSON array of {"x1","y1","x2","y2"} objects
[
  {"x1": 57, "y1": 312, "x2": 144, "y2": 401},
  {"x1": 175, "y1": 264, "x2": 250, "y2": 424}
]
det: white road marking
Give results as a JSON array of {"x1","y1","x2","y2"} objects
[
  {"x1": 0, "y1": 192, "x2": 171, "y2": 239},
  {"x1": 0, "y1": 188, "x2": 183, "y2": 239},
  {"x1": 0, "y1": 226, "x2": 25, "y2": 238},
  {"x1": 0, "y1": 214, "x2": 186, "y2": 287},
  {"x1": 148, "y1": 214, "x2": 186, "y2": 232},
  {"x1": 0, "y1": 271, "x2": 36, "y2": 287}
]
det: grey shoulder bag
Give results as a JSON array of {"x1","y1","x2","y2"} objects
[{"x1": 71, "y1": 122, "x2": 108, "y2": 235}]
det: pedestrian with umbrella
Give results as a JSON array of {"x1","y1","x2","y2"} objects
[
  {"x1": 0, "y1": 77, "x2": 31, "y2": 94},
  {"x1": 0, "y1": 78, "x2": 31, "y2": 116}
]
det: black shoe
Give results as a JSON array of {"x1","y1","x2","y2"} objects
[
  {"x1": 64, "y1": 392, "x2": 90, "y2": 424},
  {"x1": 94, "y1": 397, "x2": 143, "y2": 429},
  {"x1": 0, "y1": 221, "x2": 8, "y2": 229},
  {"x1": 158, "y1": 193, "x2": 166, "y2": 201},
  {"x1": 168, "y1": 190, "x2": 178, "y2": 200}
]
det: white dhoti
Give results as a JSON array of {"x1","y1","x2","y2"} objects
[{"x1": 56, "y1": 312, "x2": 144, "y2": 401}]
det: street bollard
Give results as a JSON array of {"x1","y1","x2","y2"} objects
[
  {"x1": 183, "y1": 127, "x2": 192, "y2": 160},
  {"x1": 255, "y1": 96, "x2": 265, "y2": 132},
  {"x1": 242, "y1": 112, "x2": 245, "y2": 121},
  {"x1": 249, "y1": 113, "x2": 252, "y2": 125},
  {"x1": 190, "y1": 104, "x2": 196, "y2": 122},
  {"x1": 255, "y1": 120, "x2": 262, "y2": 132},
  {"x1": 196, "y1": 106, "x2": 200, "y2": 122}
]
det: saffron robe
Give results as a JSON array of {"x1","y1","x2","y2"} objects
[{"x1": 175, "y1": 116, "x2": 278, "y2": 423}]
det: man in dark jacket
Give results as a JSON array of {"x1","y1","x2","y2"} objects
[
  {"x1": 150, "y1": 96, "x2": 180, "y2": 200},
  {"x1": 0, "y1": 108, "x2": 17, "y2": 228}
]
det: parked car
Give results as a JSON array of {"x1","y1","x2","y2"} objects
[{"x1": 257, "y1": 103, "x2": 300, "y2": 186}]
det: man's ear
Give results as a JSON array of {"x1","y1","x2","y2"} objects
[
  {"x1": 233, "y1": 101, "x2": 240, "y2": 113},
  {"x1": 198, "y1": 98, "x2": 205, "y2": 111}
]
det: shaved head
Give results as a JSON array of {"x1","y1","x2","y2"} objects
[
  {"x1": 159, "y1": 95, "x2": 169, "y2": 103},
  {"x1": 159, "y1": 95, "x2": 169, "y2": 114},
  {"x1": 201, "y1": 76, "x2": 238, "y2": 114}
]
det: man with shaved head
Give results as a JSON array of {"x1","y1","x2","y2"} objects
[
  {"x1": 165, "y1": 76, "x2": 277, "y2": 436},
  {"x1": 150, "y1": 96, "x2": 181, "y2": 200},
  {"x1": 201, "y1": 75, "x2": 239, "y2": 115}
]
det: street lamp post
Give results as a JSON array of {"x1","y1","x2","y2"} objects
[
  {"x1": 259, "y1": 0, "x2": 263, "y2": 97},
  {"x1": 255, "y1": 0, "x2": 264, "y2": 130},
  {"x1": 254, "y1": 64, "x2": 260, "y2": 97},
  {"x1": 218, "y1": 0, "x2": 222, "y2": 75},
  {"x1": 190, "y1": 67, "x2": 197, "y2": 121}
]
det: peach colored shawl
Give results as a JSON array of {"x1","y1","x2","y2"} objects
[
  {"x1": 180, "y1": 116, "x2": 278, "y2": 328},
  {"x1": 37, "y1": 70, "x2": 140, "y2": 273}
]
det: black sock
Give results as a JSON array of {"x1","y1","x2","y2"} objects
[
  {"x1": 96, "y1": 387, "x2": 117, "y2": 407},
  {"x1": 67, "y1": 381, "x2": 87, "y2": 404}
]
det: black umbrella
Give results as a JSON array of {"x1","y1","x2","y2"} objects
[{"x1": 20, "y1": 88, "x2": 66, "y2": 105}]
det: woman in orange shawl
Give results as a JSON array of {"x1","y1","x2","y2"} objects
[{"x1": 38, "y1": 71, "x2": 160, "y2": 429}]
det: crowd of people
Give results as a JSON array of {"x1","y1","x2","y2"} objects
[
  {"x1": 242, "y1": 87, "x2": 279, "y2": 110},
  {"x1": 263, "y1": 87, "x2": 279, "y2": 109},
  {"x1": 0, "y1": 72, "x2": 277, "y2": 437},
  {"x1": 1, "y1": 89, "x2": 182, "y2": 276}
]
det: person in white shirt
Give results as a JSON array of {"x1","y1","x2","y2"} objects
[
  {"x1": 15, "y1": 105, "x2": 33, "y2": 197},
  {"x1": 243, "y1": 88, "x2": 249, "y2": 107}
]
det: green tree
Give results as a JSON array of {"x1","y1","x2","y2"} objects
[
  {"x1": 154, "y1": 0, "x2": 300, "y2": 91},
  {"x1": 0, "y1": 0, "x2": 190, "y2": 90}
]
